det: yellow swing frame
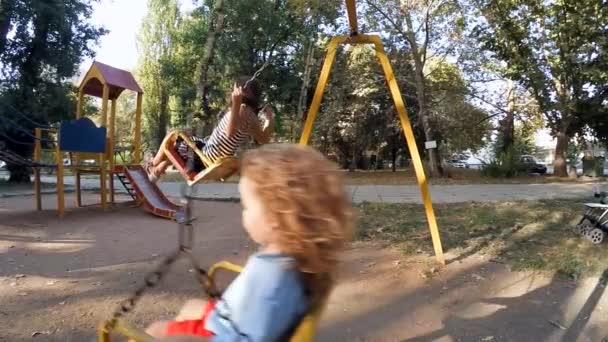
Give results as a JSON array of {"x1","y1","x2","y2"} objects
[
  {"x1": 161, "y1": 130, "x2": 240, "y2": 186},
  {"x1": 97, "y1": 261, "x2": 325, "y2": 342},
  {"x1": 299, "y1": 0, "x2": 445, "y2": 265}
]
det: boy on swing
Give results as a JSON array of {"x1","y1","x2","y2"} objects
[
  {"x1": 144, "y1": 144, "x2": 354, "y2": 341},
  {"x1": 145, "y1": 77, "x2": 275, "y2": 182}
]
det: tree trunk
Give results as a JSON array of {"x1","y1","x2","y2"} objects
[
  {"x1": 157, "y1": 88, "x2": 169, "y2": 147},
  {"x1": 501, "y1": 80, "x2": 515, "y2": 153},
  {"x1": 349, "y1": 149, "x2": 356, "y2": 172},
  {"x1": 417, "y1": 105, "x2": 443, "y2": 177},
  {"x1": 194, "y1": 0, "x2": 225, "y2": 124},
  {"x1": 296, "y1": 42, "x2": 315, "y2": 141},
  {"x1": 403, "y1": 11, "x2": 443, "y2": 178},
  {"x1": 391, "y1": 146, "x2": 397, "y2": 172},
  {"x1": 553, "y1": 130, "x2": 569, "y2": 177}
]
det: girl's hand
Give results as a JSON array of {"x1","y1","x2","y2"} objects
[
  {"x1": 231, "y1": 84, "x2": 243, "y2": 104},
  {"x1": 262, "y1": 105, "x2": 274, "y2": 120}
]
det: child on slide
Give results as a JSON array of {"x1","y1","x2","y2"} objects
[
  {"x1": 145, "y1": 77, "x2": 275, "y2": 182},
  {"x1": 143, "y1": 144, "x2": 354, "y2": 341}
]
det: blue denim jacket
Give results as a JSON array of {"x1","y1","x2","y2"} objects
[{"x1": 206, "y1": 253, "x2": 309, "y2": 342}]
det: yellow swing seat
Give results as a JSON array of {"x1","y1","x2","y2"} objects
[
  {"x1": 161, "y1": 131, "x2": 240, "y2": 186},
  {"x1": 97, "y1": 261, "x2": 325, "y2": 342}
]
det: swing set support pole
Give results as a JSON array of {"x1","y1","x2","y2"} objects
[{"x1": 298, "y1": 31, "x2": 445, "y2": 265}]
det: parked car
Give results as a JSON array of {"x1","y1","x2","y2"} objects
[
  {"x1": 0, "y1": 160, "x2": 5, "y2": 169},
  {"x1": 520, "y1": 155, "x2": 547, "y2": 174},
  {"x1": 447, "y1": 153, "x2": 469, "y2": 168},
  {"x1": 448, "y1": 158, "x2": 468, "y2": 168}
]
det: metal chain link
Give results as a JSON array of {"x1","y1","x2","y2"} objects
[{"x1": 107, "y1": 186, "x2": 219, "y2": 329}]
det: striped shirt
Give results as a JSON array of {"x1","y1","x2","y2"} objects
[{"x1": 202, "y1": 109, "x2": 263, "y2": 165}]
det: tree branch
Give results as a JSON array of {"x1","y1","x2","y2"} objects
[
  {"x1": 421, "y1": 3, "x2": 431, "y2": 65},
  {"x1": 365, "y1": 0, "x2": 413, "y2": 48}
]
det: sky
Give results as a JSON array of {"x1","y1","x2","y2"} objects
[
  {"x1": 84, "y1": 0, "x2": 556, "y2": 149},
  {"x1": 81, "y1": 0, "x2": 195, "y2": 73}
]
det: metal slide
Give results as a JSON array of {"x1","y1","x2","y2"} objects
[{"x1": 115, "y1": 165, "x2": 181, "y2": 220}]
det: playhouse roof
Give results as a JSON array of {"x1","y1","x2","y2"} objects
[{"x1": 79, "y1": 61, "x2": 143, "y2": 100}]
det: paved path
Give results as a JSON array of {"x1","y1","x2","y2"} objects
[{"x1": 2, "y1": 173, "x2": 600, "y2": 203}]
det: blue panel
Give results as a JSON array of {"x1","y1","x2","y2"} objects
[{"x1": 59, "y1": 117, "x2": 107, "y2": 153}]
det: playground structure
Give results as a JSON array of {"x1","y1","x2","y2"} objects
[
  {"x1": 96, "y1": 1, "x2": 446, "y2": 341},
  {"x1": 0, "y1": 0, "x2": 450, "y2": 339},
  {"x1": 298, "y1": 0, "x2": 444, "y2": 265},
  {"x1": 28, "y1": 4, "x2": 447, "y2": 264},
  {"x1": 32, "y1": 61, "x2": 183, "y2": 220}
]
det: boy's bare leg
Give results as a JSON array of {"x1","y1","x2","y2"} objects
[
  {"x1": 146, "y1": 320, "x2": 170, "y2": 338},
  {"x1": 152, "y1": 149, "x2": 167, "y2": 167},
  {"x1": 153, "y1": 160, "x2": 172, "y2": 177},
  {"x1": 175, "y1": 299, "x2": 208, "y2": 322}
]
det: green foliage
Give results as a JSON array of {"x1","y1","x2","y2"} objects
[
  {"x1": 482, "y1": 147, "x2": 528, "y2": 178},
  {"x1": 134, "y1": 0, "x2": 341, "y2": 145},
  {"x1": 426, "y1": 60, "x2": 492, "y2": 156},
  {"x1": 137, "y1": 0, "x2": 181, "y2": 150},
  {"x1": 493, "y1": 123, "x2": 538, "y2": 157},
  {"x1": 473, "y1": 0, "x2": 608, "y2": 174},
  {"x1": 0, "y1": 0, "x2": 105, "y2": 181}
]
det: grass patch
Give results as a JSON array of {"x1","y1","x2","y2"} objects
[
  {"x1": 356, "y1": 199, "x2": 608, "y2": 278},
  {"x1": 157, "y1": 167, "x2": 606, "y2": 185}
]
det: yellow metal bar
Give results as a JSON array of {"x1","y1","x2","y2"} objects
[
  {"x1": 97, "y1": 319, "x2": 154, "y2": 342},
  {"x1": 345, "y1": 0, "x2": 358, "y2": 35},
  {"x1": 34, "y1": 128, "x2": 42, "y2": 211},
  {"x1": 209, "y1": 261, "x2": 244, "y2": 277},
  {"x1": 372, "y1": 37, "x2": 445, "y2": 265},
  {"x1": 76, "y1": 89, "x2": 84, "y2": 119},
  {"x1": 297, "y1": 32, "x2": 444, "y2": 264},
  {"x1": 134, "y1": 92, "x2": 143, "y2": 164},
  {"x1": 299, "y1": 36, "x2": 345, "y2": 145},
  {"x1": 56, "y1": 138, "x2": 65, "y2": 218},
  {"x1": 109, "y1": 99, "x2": 116, "y2": 203},
  {"x1": 99, "y1": 153, "x2": 107, "y2": 210},
  {"x1": 101, "y1": 85, "x2": 109, "y2": 127},
  {"x1": 99, "y1": 85, "x2": 109, "y2": 210}
]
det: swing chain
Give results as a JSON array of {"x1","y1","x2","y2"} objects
[
  {"x1": 108, "y1": 249, "x2": 181, "y2": 326},
  {"x1": 106, "y1": 187, "x2": 219, "y2": 330},
  {"x1": 180, "y1": 188, "x2": 221, "y2": 298}
]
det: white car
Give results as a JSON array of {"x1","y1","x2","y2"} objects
[
  {"x1": 0, "y1": 160, "x2": 6, "y2": 169},
  {"x1": 448, "y1": 159, "x2": 467, "y2": 168}
]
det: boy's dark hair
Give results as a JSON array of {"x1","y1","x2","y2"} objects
[{"x1": 236, "y1": 76, "x2": 262, "y2": 110}]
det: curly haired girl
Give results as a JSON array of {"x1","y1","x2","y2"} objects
[{"x1": 145, "y1": 144, "x2": 353, "y2": 341}]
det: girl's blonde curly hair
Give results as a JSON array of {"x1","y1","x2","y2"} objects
[{"x1": 241, "y1": 144, "x2": 354, "y2": 304}]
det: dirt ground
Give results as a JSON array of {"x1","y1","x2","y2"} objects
[{"x1": 1, "y1": 193, "x2": 607, "y2": 342}]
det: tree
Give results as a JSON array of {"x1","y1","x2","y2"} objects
[
  {"x1": 364, "y1": 0, "x2": 466, "y2": 177},
  {"x1": 137, "y1": 0, "x2": 181, "y2": 150},
  {"x1": 425, "y1": 60, "x2": 491, "y2": 157},
  {"x1": 194, "y1": 0, "x2": 226, "y2": 122},
  {"x1": 473, "y1": 0, "x2": 608, "y2": 176},
  {"x1": 162, "y1": 0, "x2": 341, "y2": 139},
  {"x1": 0, "y1": 0, "x2": 105, "y2": 182}
]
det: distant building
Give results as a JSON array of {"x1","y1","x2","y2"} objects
[{"x1": 534, "y1": 129, "x2": 605, "y2": 165}]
